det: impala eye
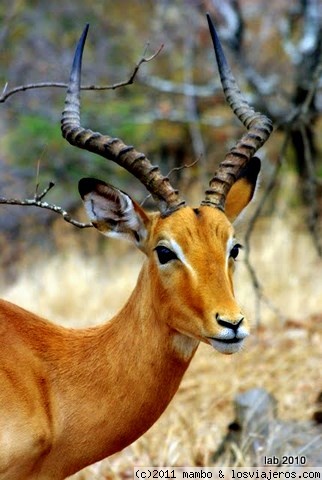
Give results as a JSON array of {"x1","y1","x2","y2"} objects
[
  {"x1": 230, "y1": 243, "x2": 242, "y2": 260},
  {"x1": 155, "y1": 246, "x2": 178, "y2": 265}
]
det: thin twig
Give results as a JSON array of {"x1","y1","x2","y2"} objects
[
  {"x1": 140, "y1": 159, "x2": 199, "y2": 207},
  {"x1": 243, "y1": 135, "x2": 290, "y2": 326},
  {"x1": 244, "y1": 50, "x2": 322, "y2": 323},
  {"x1": 0, "y1": 158, "x2": 199, "y2": 228},
  {"x1": 34, "y1": 181, "x2": 55, "y2": 201},
  {"x1": 123, "y1": 42, "x2": 164, "y2": 86},
  {"x1": 0, "y1": 44, "x2": 165, "y2": 226},
  {"x1": 0, "y1": 43, "x2": 164, "y2": 103},
  {"x1": 286, "y1": 55, "x2": 322, "y2": 257},
  {"x1": 0, "y1": 182, "x2": 92, "y2": 228},
  {"x1": 34, "y1": 145, "x2": 48, "y2": 198},
  {"x1": 167, "y1": 158, "x2": 199, "y2": 177},
  {"x1": 300, "y1": 124, "x2": 322, "y2": 256},
  {"x1": 301, "y1": 59, "x2": 322, "y2": 116}
]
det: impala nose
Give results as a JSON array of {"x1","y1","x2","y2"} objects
[
  {"x1": 208, "y1": 313, "x2": 248, "y2": 354},
  {"x1": 216, "y1": 314, "x2": 244, "y2": 332}
]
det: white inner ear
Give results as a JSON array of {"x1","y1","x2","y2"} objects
[
  {"x1": 119, "y1": 194, "x2": 144, "y2": 231},
  {"x1": 83, "y1": 192, "x2": 112, "y2": 222},
  {"x1": 83, "y1": 189, "x2": 147, "y2": 244}
]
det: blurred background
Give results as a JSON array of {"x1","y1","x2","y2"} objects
[{"x1": 0, "y1": 0, "x2": 321, "y2": 478}]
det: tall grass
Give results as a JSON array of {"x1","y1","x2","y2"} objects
[{"x1": 1, "y1": 210, "x2": 321, "y2": 478}]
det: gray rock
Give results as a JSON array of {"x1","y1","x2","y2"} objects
[{"x1": 213, "y1": 388, "x2": 322, "y2": 467}]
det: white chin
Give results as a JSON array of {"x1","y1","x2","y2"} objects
[{"x1": 209, "y1": 338, "x2": 244, "y2": 355}]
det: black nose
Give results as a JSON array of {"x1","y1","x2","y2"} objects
[{"x1": 216, "y1": 315, "x2": 244, "y2": 333}]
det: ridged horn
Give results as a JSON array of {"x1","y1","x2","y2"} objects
[
  {"x1": 201, "y1": 14, "x2": 273, "y2": 211},
  {"x1": 61, "y1": 24, "x2": 186, "y2": 215}
]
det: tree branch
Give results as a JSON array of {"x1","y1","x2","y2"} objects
[
  {"x1": 300, "y1": 123, "x2": 322, "y2": 256},
  {"x1": 243, "y1": 136, "x2": 290, "y2": 326},
  {"x1": 140, "y1": 159, "x2": 199, "y2": 207},
  {"x1": 0, "y1": 159, "x2": 200, "y2": 228},
  {"x1": 0, "y1": 44, "x2": 165, "y2": 226},
  {"x1": 0, "y1": 43, "x2": 163, "y2": 103},
  {"x1": 0, "y1": 181, "x2": 92, "y2": 229}
]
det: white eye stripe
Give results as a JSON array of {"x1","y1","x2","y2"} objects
[
  {"x1": 226, "y1": 237, "x2": 235, "y2": 256},
  {"x1": 226, "y1": 237, "x2": 236, "y2": 267},
  {"x1": 159, "y1": 239, "x2": 195, "y2": 276}
]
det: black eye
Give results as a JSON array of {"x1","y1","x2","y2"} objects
[
  {"x1": 155, "y1": 246, "x2": 178, "y2": 265},
  {"x1": 230, "y1": 243, "x2": 242, "y2": 260}
]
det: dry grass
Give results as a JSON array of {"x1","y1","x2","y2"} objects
[{"x1": 1, "y1": 210, "x2": 321, "y2": 478}]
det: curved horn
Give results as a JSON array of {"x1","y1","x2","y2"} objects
[
  {"x1": 61, "y1": 25, "x2": 185, "y2": 215},
  {"x1": 202, "y1": 14, "x2": 273, "y2": 210}
]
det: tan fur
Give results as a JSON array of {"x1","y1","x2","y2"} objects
[{"x1": 0, "y1": 178, "x2": 254, "y2": 479}]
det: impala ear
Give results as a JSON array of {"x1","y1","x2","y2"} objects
[
  {"x1": 225, "y1": 156, "x2": 261, "y2": 223},
  {"x1": 78, "y1": 178, "x2": 150, "y2": 248}
]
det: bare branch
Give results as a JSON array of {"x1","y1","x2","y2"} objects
[
  {"x1": 0, "y1": 82, "x2": 67, "y2": 103},
  {"x1": 0, "y1": 160, "x2": 199, "y2": 227},
  {"x1": 140, "y1": 159, "x2": 199, "y2": 207},
  {"x1": 300, "y1": 124, "x2": 322, "y2": 256},
  {"x1": 300, "y1": 55, "x2": 322, "y2": 117},
  {"x1": 167, "y1": 159, "x2": 199, "y2": 178},
  {"x1": 0, "y1": 43, "x2": 164, "y2": 225},
  {"x1": 243, "y1": 136, "x2": 290, "y2": 326},
  {"x1": 34, "y1": 181, "x2": 55, "y2": 201},
  {"x1": 121, "y1": 42, "x2": 164, "y2": 86},
  {"x1": 0, "y1": 155, "x2": 198, "y2": 229},
  {"x1": 0, "y1": 182, "x2": 92, "y2": 229},
  {"x1": 0, "y1": 43, "x2": 163, "y2": 103}
]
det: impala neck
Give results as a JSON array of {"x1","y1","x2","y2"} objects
[{"x1": 44, "y1": 261, "x2": 199, "y2": 476}]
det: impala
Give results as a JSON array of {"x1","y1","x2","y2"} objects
[{"x1": 0, "y1": 15, "x2": 272, "y2": 480}]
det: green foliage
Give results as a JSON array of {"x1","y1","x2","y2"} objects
[
  {"x1": 7, "y1": 114, "x2": 60, "y2": 158},
  {"x1": 4, "y1": 114, "x2": 65, "y2": 181}
]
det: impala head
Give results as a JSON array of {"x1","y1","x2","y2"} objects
[{"x1": 61, "y1": 15, "x2": 272, "y2": 355}]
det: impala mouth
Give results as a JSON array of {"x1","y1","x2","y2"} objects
[
  {"x1": 208, "y1": 336, "x2": 246, "y2": 354},
  {"x1": 213, "y1": 337, "x2": 242, "y2": 344}
]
